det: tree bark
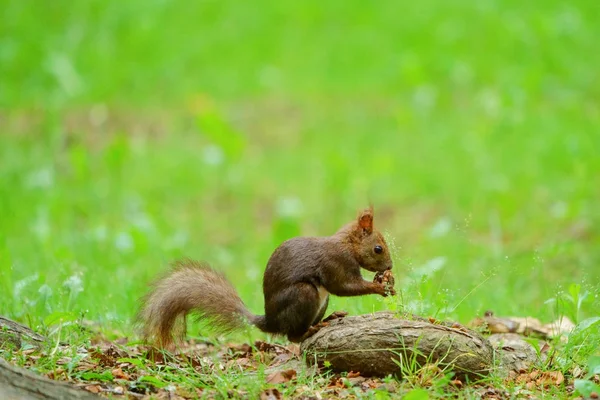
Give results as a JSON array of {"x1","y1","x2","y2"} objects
[
  {"x1": 301, "y1": 311, "x2": 495, "y2": 381},
  {"x1": 0, "y1": 316, "x2": 46, "y2": 348},
  {"x1": 0, "y1": 358, "x2": 100, "y2": 400},
  {"x1": 487, "y1": 333, "x2": 541, "y2": 376},
  {"x1": 1, "y1": 316, "x2": 100, "y2": 399}
]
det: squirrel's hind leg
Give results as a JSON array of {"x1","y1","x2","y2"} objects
[{"x1": 269, "y1": 283, "x2": 321, "y2": 343}]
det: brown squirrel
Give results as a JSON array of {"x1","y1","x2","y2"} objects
[{"x1": 138, "y1": 207, "x2": 395, "y2": 347}]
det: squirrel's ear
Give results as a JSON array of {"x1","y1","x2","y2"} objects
[{"x1": 357, "y1": 207, "x2": 374, "y2": 234}]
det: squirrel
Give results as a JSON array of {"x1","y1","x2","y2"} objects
[{"x1": 138, "y1": 207, "x2": 395, "y2": 347}]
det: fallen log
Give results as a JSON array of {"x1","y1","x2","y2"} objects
[
  {"x1": 0, "y1": 316, "x2": 46, "y2": 348},
  {"x1": 0, "y1": 316, "x2": 101, "y2": 399},
  {"x1": 487, "y1": 333, "x2": 542, "y2": 375},
  {"x1": 300, "y1": 311, "x2": 495, "y2": 381},
  {"x1": 0, "y1": 357, "x2": 100, "y2": 400}
]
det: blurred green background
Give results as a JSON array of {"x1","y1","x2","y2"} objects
[{"x1": 1, "y1": 0, "x2": 598, "y2": 337}]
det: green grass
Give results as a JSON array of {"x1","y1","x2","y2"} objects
[{"x1": 1, "y1": 0, "x2": 599, "y2": 398}]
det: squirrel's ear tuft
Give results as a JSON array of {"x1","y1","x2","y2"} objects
[{"x1": 357, "y1": 207, "x2": 374, "y2": 234}]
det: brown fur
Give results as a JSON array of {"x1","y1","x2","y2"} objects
[
  {"x1": 137, "y1": 260, "x2": 256, "y2": 348},
  {"x1": 138, "y1": 207, "x2": 394, "y2": 347}
]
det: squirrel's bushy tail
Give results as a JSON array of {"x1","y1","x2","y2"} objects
[{"x1": 138, "y1": 259, "x2": 265, "y2": 348}]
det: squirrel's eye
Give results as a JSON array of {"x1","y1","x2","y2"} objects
[{"x1": 374, "y1": 245, "x2": 383, "y2": 254}]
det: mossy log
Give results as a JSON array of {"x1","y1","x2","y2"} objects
[
  {"x1": 301, "y1": 312, "x2": 495, "y2": 381},
  {"x1": 0, "y1": 358, "x2": 101, "y2": 400},
  {"x1": 0, "y1": 316, "x2": 46, "y2": 348},
  {"x1": 0, "y1": 316, "x2": 100, "y2": 400}
]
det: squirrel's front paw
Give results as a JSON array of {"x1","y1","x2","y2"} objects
[
  {"x1": 371, "y1": 282, "x2": 391, "y2": 297},
  {"x1": 373, "y1": 270, "x2": 396, "y2": 296},
  {"x1": 379, "y1": 285, "x2": 396, "y2": 297}
]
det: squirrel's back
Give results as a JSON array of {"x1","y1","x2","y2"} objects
[
  {"x1": 264, "y1": 237, "x2": 323, "y2": 283},
  {"x1": 263, "y1": 235, "x2": 354, "y2": 287}
]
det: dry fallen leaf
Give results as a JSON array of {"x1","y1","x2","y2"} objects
[
  {"x1": 525, "y1": 381, "x2": 536, "y2": 390},
  {"x1": 348, "y1": 376, "x2": 367, "y2": 386},
  {"x1": 76, "y1": 361, "x2": 97, "y2": 372},
  {"x1": 84, "y1": 385, "x2": 101, "y2": 394},
  {"x1": 451, "y1": 379, "x2": 463, "y2": 388},
  {"x1": 260, "y1": 388, "x2": 282, "y2": 400},
  {"x1": 46, "y1": 368, "x2": 67, "y2": 381},
  {"x1": 536, "y1": 371, "x2": 564, "y2": 387},
  {"x1": 411, "y1": 364, "x2": 444, "y2": 387},
  {"x1": 111, "y1": 367, "x2": 129, "y2": 380},
  {"x1": 572, "y1": 366, "x2": 584, "y2": 378},
  {"x1": 512, "y1": 369, "x2": 564, "y2": 390},
  {"x1": 286, "y1": 344, "x2": 300, "y2": 356},
  {"x1": 228, "y1": 342, "x2": 253, "y2": 356},
  {"x1": 236, "y1": 357, "x2": 252, "y2": 368},
  {"x1": 91, "y1": 344, "x2": 127, "y2": 367},
  {"x1": 347, "y1": 371, "x2": 360, "y2": 378},
  {"x1": 363, "y1": 378, "x2": 382, "y2": 389},
  {"x1": 266, "y1": 369, "x2": 297, "y2": 384},
  {"x1": 255, "y1": 340, "x2": 279, "y2": 353},
  {"x1": 478, "y1": 387, "x2": 511, "y2": 399},
  {"x1": 328, "y1": 376, "x2": 346, "y2": 388},
  {"x1": 56, "y1": 357, "x2": 73, "y2": 366},
  {"x1": 269, "y1": 353, "x2": 292, "y2": 368}
]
